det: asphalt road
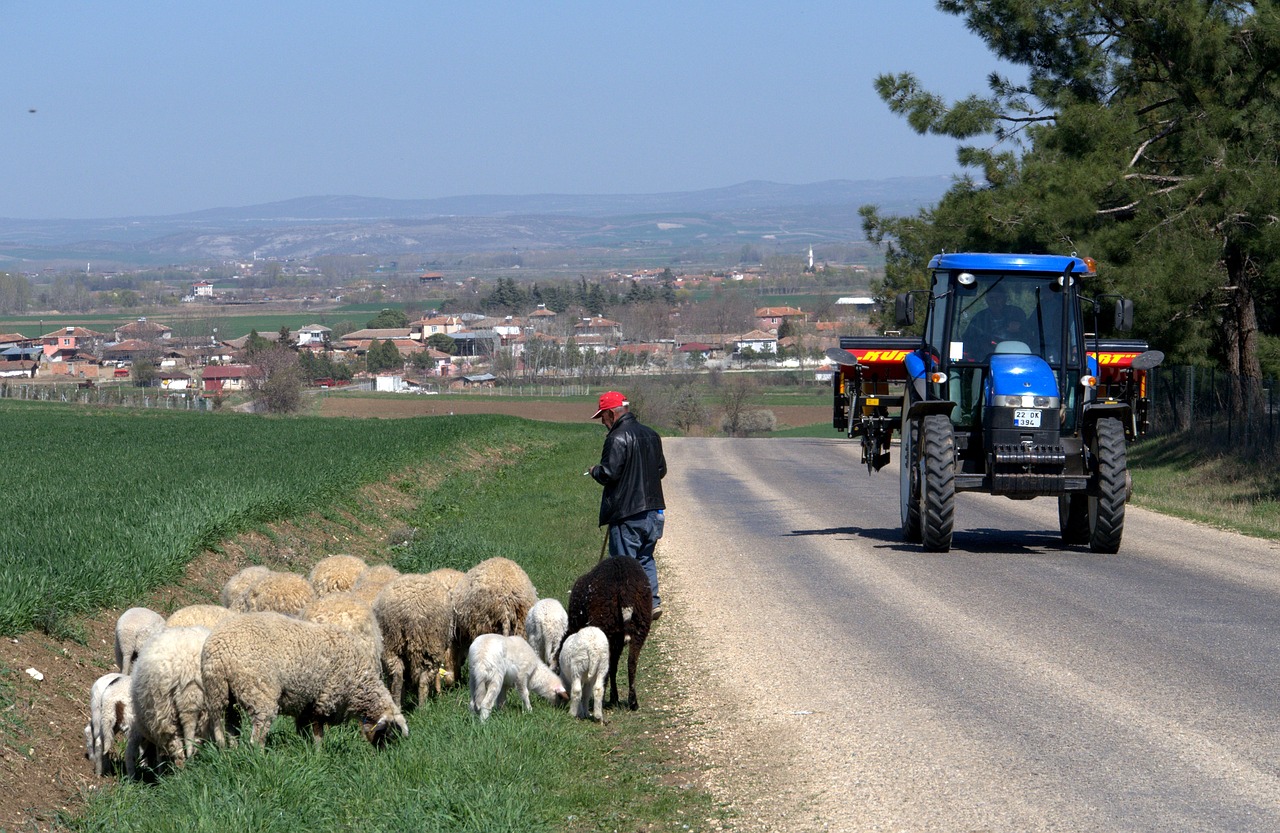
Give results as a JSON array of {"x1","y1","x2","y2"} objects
[{"x1": 660, "y1": 436, "x2": 1280, "y2": 833}]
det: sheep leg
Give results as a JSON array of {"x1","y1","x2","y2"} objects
[
  {"x1": 606, "y1": 637, "x2": 623, "y2": 707},
  {"x1": 517, "y1": 677, "x2": 532, "y2": 712},
  {"x1": 627, "y1": 636, "x2": 642, "y2": 711},
  {"x1": 569, "y1": 678, "x2": 584, "y2": 719},
  {"x1": 384, "y1": 653, "x2": 406, "y2": 707},
  {"x1": 591, "y1": 673, "x2": 605, "y2": 721}
]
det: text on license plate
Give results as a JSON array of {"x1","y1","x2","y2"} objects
[{"x1": 1014, "y1": 409, "x2": 1041, "y2": 427}]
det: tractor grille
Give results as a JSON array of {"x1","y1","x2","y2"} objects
[
  {"x1": 990, "y1": 444, "x2": 1069, "y2": 495},
  {"x1": 991, "y1": 444, "x2": 1066, "y2": 466}
]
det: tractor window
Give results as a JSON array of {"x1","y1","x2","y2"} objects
[
  {"x1": 925, "y1": 270, "x2": 950, "y2": 358},
  {"x1": 952, "y1": 274, "x2": 1079, "y2": 366}
]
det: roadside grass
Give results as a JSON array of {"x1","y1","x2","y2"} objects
[
  {"x1": 0, "y1": 402, "x2": 550, "y2": 636},
  {"x1": 1128, "y1": 434, "x2": 1280, "y2": 539}
]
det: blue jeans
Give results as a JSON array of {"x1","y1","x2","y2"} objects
[{"x1": 608, "y1": 509, "x2": 664, "y2": 608}]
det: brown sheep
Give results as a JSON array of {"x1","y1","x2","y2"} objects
[
  {"x1": 565, "y1": 556, "x2": 652, "y2": 711},
  {"x1": 348, "y1": 564, "x2": 402, "y2": 605},
  {"x1": 238, "y1": 571, "x2": 316, "y2": 616},
  {"x1": 220, "y1": 565, "x2": 271, "y2": 609}
]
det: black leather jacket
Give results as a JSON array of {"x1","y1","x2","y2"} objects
[{"x1": 590, "y1": 412, "x2": 666, "y2": 526}]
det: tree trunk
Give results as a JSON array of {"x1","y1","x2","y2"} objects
[{"x1": 1221, "y1": 247, "x2": 1265, "y2": 429}]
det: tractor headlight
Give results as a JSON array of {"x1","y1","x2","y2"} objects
[
  {"x1": 1033, "y1": 396, "x2": 1052, "y2": 407},
  {"x1": 1001, "y1": 394, "x2": 1060, "y2": 408}
]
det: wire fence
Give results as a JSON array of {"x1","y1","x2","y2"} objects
[{"x1": 1146, "y1": 365, "x2": 1279, "y2": 454}]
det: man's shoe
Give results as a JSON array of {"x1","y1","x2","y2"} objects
[{"x1": 651, "y1": 605, "x2": 663, "y2": 621}]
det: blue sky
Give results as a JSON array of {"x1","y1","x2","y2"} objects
[{"x1": 4, "y1": 2, "x2": 1019, "y2": 219}]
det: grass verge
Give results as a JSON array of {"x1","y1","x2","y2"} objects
[{"x1": 21, "y1": 409, "x2": 719, "y2": 831}]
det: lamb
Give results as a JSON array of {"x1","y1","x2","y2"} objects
[
  {"x1": 308, "y1": 554, "x2": 368, "y2": 596},
  {"x1": 299, "y1": 591, "x2": 382, "y2": 666},
  {"x1": 125, "y1": 625, "x2": 212, "y2": 777},
  {"x1": 236, "y1": 570, "x2": 316, "y2": 616},
  {"x1": 167, "y1": 604, "x2": 236, "y2": 630},
  {"x1": 467, "y1": 633, "x2": 567, "y2": 721},
  {"x1": 114, "y1": 607, "x2": 166, "y2": 674},
  {"x1": 525, "y1": 597, "x2": 569, "y2": 672},
  {"x1": 201, "y1": 611, "x2": 408, "y2": 748},
  {"x1": 450, "y1": 557, "x2": 539, "y2": 658},
  {"x1": 558, "y1": 626, "x2": 610, "y2": 721},
  {"x1": 348, "y1": 564, "x2": 402, "y2": 605},
  {"x1": 84, "y1": 672, "x2": 133, "y2": 776},
  {"x1": 220, "y1": 565, "x2": 271, "y2": 608},
  {"x1": 372, "y1": 569, "x2": 464, "y2": 709},
  {"x1": 565, "y1": 556, "x2": 652, "y2": 712}
]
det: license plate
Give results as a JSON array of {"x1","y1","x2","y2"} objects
[{"x1": 1014, "y1": 409, "x2": 1041, "y2": 427}]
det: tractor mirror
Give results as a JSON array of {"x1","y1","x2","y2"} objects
[
  {"x1": 1114, "y1": 298, "x2": 1134, "y2": 332},
  {"x1": 895, "y1": 293, "x2": 915, "y2": 327}
]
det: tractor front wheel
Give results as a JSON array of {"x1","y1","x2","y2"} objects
[
  {"x1": 919, "y1": 414, "x2": 955, "y2": 552},
  {"x1": 1088, "y1": 417, "x2": 1127, "y2": 553}
]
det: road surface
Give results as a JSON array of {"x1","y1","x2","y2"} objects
[{"x1": 660, "y1": 437, "x2": 1280, "y2": 832}]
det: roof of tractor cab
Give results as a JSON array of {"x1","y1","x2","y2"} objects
[{"x1": 928, "y1": 252, "x2": 1095, "y2": 275}]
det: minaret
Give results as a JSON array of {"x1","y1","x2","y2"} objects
[{"x1": 808, "y1": 247, "x2": 814, "y2": 271}]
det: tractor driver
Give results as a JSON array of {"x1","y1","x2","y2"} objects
[{"x1": 964, "y1": 282, "x2": 1029, "y2": 355}]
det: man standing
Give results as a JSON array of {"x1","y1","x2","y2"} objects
[{"x1": 587, "y1": 390, "x2": 667, "y2": 619}]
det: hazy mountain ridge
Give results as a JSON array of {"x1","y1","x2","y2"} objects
[{"x1": 0, "y1": 177, "x2": 950, "y2": 264}]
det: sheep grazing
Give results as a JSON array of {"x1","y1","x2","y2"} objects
[
  {"x1": 373, "y1": 569, "x2": 464, "y2": 709},
  {"x1": 565, "y1": 556, "x2": 652, "y2": 712},
  {"x1": 467, "y1": 633, "x2": 566, "y2": 722},
  {"x1": 309, "y1": 554, "x2": 368, "y2": 596},
  {"x1": 525, "y1": 597, "x2": 569, "y2": 672},
  {"x1": 201, "y1": 611, "x2": 408, "y2": 749},
  {"x1": 85, "y1": 672, "x2": 133, "y2": 776},
  {"x1": 348, "y1": 564, "x2": 402, "y2": 605},
  {"x1": 451, "y1": 557, "x2": 539, "y2": 657},
  {"x1": 167, "y1": 604, "x2": 236, "y2": 630},
  {"x1": 114, "y1": 607, "x2": 166, "y2": 674},
  {"x1": 236, "y1": 570, "x2": 316, "y2": 616},
  {"x1": 126, "y1": 625, "x2": 213, "y2": 778},
  {"x1": 558, "y1": 626, "x2": 610, "y2": 722},
  {"x1": 300, "y1": 591, "x2": 382, "y2": 666},
  {"x1": 220, "y1": 565, "x2": 271, "y2": 608}
]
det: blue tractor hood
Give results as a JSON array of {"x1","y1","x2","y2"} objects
[{"x1": 986, "y1": 354, "x2": 1060, "y2": 399}]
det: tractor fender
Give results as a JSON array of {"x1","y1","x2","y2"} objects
[
  {"x1": 1082, "y1": 401, "x2": 1135, "y2": 441},
  {"x1": 907, "y1": 400, "x2": 958, "y2": 421}
]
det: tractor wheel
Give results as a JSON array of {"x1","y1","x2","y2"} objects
[
  {"x1": 1058, "y1": 494, "x2": 1089, "y2": 545},
  {"x1": 919, "y1": 413, "x2": 955, "y2": 552},
  {"x1": 1088, "y1": 417, "x2": 1127, "y2": 553},
  {"x1": 899, "y1": 415, "x2": 921, "y2": 543}
]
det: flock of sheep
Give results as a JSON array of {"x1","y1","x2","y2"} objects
[{"x1": 85, "y1": 552, "x2": 655, "y2": 779}]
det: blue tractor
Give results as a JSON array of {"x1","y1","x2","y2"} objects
[{"x1": 830, "y1": 252, "x2": 1153, "y2": 553}]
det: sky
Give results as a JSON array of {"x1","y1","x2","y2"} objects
[{"x1": 3, "y1": 2, "x2": 1022, "y2": 220}]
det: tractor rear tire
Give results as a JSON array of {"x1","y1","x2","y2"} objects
[
  {"x1": 1088, "y1": 417, "x2": 1127, "y2": 553},
  {"x1": 900, "y1": 415, "x2": 922, "y2": 543},
  {"x1": 919, "y1": 414, "x2": 955, "y2": 552},
  {"x1": 1058, "y1": 494, "x2": 1089, "y2": 545}
]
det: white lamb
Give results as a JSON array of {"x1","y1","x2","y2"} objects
[
  {"x1": 84, "y1": 672, "x2": 133, "y2": 775},
  {"x1": 558, "y1": 626, "x2": 610, "y2": 721},
  {"x1": 525, "y1": 597, "x2": 569, "y2": 672},
  {"x1": 126, "y1": 625, "x2": 212, "y2": 777},
  {"x1": 467, "y1": 633, "x2": 566, "y2": 722},
  {"x1": 114, "y1": 607, "x2": 166, "y2": 674}
]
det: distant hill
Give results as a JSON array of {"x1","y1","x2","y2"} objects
[{"x1": 0, "y1": 177, "x2": 951, "y2": 265}]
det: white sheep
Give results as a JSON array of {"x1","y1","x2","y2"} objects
[
  {"x1": 372, "y1": 569, "x2": 464, "y2": 708},
  {"x1": 236, "y1": 570, "x2": 316, "y2": 616},
  {"x1": 525, "y1": 597, "x2": 569, "y2": 672},
  {"x1": 114, "y1": 607, "x2": 166, "y2": 674},
  {"x1": 558, "y1": 626, "x2": 610, "y2": 721},
  {"x1": 451, "y1": 557, "x2": 539, "y2": 658},
  {"x1": 467, "y1": 633, "x2": 566, "y2": 722},
  {"x1": 299, "y1": 591, "x2": 382, "y2": 666},
  {"x1": 348, "y1": 564, "x2": 402, "y2": 605},
  {"x1": 85, "y1": 672, "x2": 133, "y2": 776},
  {"x1": 220, "y1": 565, "x2": 271, "y2": 608},
  {"x1": 166, "y1": 604, "x2": 236, "y2": 630},
  {"x1": 309, "y1": 554, "x2": 368, "y2": 596},
  {"x1": 201, "y1": 611, "x2": 408, "y2": 748},
  {"x1": 126, "y1": 625, "x2": 212, "y2": 777}
]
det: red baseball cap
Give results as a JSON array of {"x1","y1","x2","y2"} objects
[{"x1": 591, "y1": 390, "x2": 627, "y2": 419}]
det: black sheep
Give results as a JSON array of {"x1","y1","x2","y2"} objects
[{"x1": 564, "y1": 556, "x2": 652, "y2": 711}]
